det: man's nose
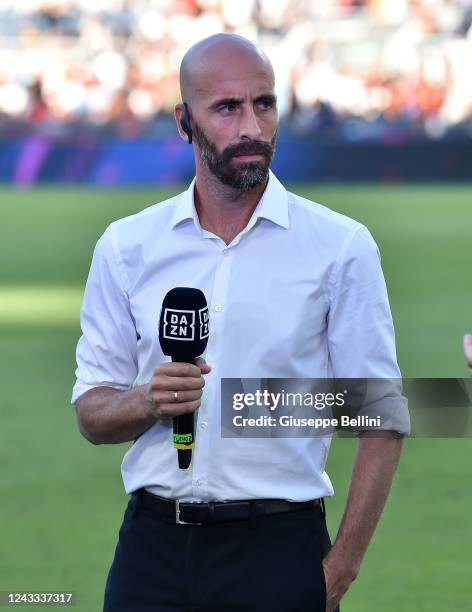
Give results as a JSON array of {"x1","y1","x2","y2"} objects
[{"x1": 238, "y1": 105, "x2": 262, "y2": 140}]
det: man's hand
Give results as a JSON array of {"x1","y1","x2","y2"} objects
[
  {"x1": 145, "y1": 357, "x2": 211, "y2": 418},
  {"x1": 464, "y1": 334, "x2": 472, "y2": 374},
  {"x1": 322, "y1": 553, "x2": 356, "y2": 612}
]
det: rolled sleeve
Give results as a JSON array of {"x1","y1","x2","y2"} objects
[
  {"x1": 71, "y1": 226, "x2": 138, "y2": 405},
  {"x1": 327, "y1": 225, "x2": 410, "y2": 435}
]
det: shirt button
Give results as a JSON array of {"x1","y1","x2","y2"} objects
[
  {"x1": 195, "y1": 479, "x2": 204, "y2": 486},
  {"x1": 213, "y1": 305, "x2": 223, "y2": 312},
  {"x1": 200, "y1": 421, "x2": 208, "y2": 429},
  {"x1": 222, "y1": 250, "x2": 229, "y2": 256}
]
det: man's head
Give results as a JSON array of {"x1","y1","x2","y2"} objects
[{"x1": 176, "y1": 34, "x2": 278, "y2": 191}]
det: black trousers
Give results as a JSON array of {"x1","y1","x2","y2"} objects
[{"x1": 103, "y1": 493, "x2": 330, "y2": 611}]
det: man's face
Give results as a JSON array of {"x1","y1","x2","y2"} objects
[{"x1": 189, "y1": 49, "x2": 278, "y2": 191}]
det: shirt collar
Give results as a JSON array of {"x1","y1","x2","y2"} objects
[{"x1": 170, "y1": 169, "x2": 289, "y2": 231}]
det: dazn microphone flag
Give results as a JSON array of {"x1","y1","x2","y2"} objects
[{"x1": 158, "y1": 287, "x2": 209, "y2": 469}]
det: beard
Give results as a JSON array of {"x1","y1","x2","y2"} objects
[{"x1": 193, "y1": 122, "x2": 277, "y2": 191}]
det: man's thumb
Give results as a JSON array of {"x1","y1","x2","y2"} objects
[{"x1": 195, "y1": 357, "x2": 212, "y2": 374}]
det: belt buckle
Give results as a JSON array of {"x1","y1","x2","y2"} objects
[{"x1": 175, "y1": 500, "x2": 202, "y2": 526}]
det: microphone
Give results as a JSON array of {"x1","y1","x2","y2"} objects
[{"x1": 158, "y1": 287, "x2": 210, "y2": 469}]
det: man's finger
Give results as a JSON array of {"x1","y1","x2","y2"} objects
[
  {"x1": 151, "y1": 375, "x2": 205, "y2": 391},
  {"x1": 155, "y1": 362, "x2": 202, "y2": 377},
  {"x1": 156, "y1": 399, "x2": 201, "y2": 416},
  {"x1": 152, "y1": 389, "x2": 202, "y2": 405}
]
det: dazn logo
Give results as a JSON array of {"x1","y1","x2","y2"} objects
[{"x1": 163, "y1": 309, "x2": 195, "y2": 341}]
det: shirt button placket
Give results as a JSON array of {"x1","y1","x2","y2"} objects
[{"x1": 192, "y1": 245, "x2": 233, "y2": 499}]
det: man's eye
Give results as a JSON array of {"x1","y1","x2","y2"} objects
[
  {"x1": 259, "y1": 99, "x2": 274, "y2": 109},
  {"x1": 220, "y1": 104, "x2": 236, "y2": 113}
]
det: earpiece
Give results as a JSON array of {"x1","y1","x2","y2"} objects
[{"x1": 180, "y1": 102, "x2": 193, "y2": 144}]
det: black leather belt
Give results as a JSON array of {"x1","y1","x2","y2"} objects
[{"x1": 136, "y1": 489, "x2": 322, "y2": 525}]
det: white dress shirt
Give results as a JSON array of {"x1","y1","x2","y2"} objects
[{"x1": 72, "y1": 170, "x2": 407, "y2": 502}]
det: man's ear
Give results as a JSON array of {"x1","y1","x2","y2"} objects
[{"x1": 175, "y1": 102, "x2": 193, "y2": 144}]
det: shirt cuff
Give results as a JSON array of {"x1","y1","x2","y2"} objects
[{"x1": 71, "y1": 380, "x2": 132, "y2": 405}]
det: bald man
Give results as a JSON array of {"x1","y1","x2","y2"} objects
[{"x1": 73, "y1": 34, "x2": 407, "y2": 612}]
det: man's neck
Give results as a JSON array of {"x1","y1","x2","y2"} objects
[{"x1": 194, "y1": 171, "x2": 269, "y2": 245}]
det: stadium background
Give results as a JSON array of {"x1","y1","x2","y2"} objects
[{"x1": 1, "y1": 1, "x2": 471, "y2": 610}]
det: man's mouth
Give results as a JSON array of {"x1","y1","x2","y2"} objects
[{"x1": 232, "y1": 153, "x2": 265, "y2": 161}]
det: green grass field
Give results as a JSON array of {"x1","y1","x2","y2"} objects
[{"x1": 1, "y1": 184, "x2": 471, "y2": 611}]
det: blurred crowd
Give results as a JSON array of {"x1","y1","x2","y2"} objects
[{"x1": 0, "y1": 0, "x2": 472, "y2": 141}]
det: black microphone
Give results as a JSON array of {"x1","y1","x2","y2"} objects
[{"x1": 158, "y1": 287, "x2": 209, "y2": 469}]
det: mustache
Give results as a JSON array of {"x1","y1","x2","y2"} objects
[{"x1": 223, "y1": 140, "x2": 274, "y2": 161}]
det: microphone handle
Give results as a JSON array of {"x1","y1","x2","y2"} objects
[{"x1": 172, "y1": 356, "x2": 195, "y2": 470}]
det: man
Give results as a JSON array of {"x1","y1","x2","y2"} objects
[
  {"x1": 72, "y1": 34, "x2": 409, "y2": 611},
  {"x1": 464, "y1": 334, "x2": 472, "y2": 374}
]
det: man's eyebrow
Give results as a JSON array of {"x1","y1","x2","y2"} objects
[
  {"x1": 254, "y1": 93, "x2": 277, "y2": 105},
  {"x1": 209, "y1": 97, "x2": 243, "y2": 109},
  {"x1": 209, "y1": 93, "x2": 277, "y2": 109}
]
